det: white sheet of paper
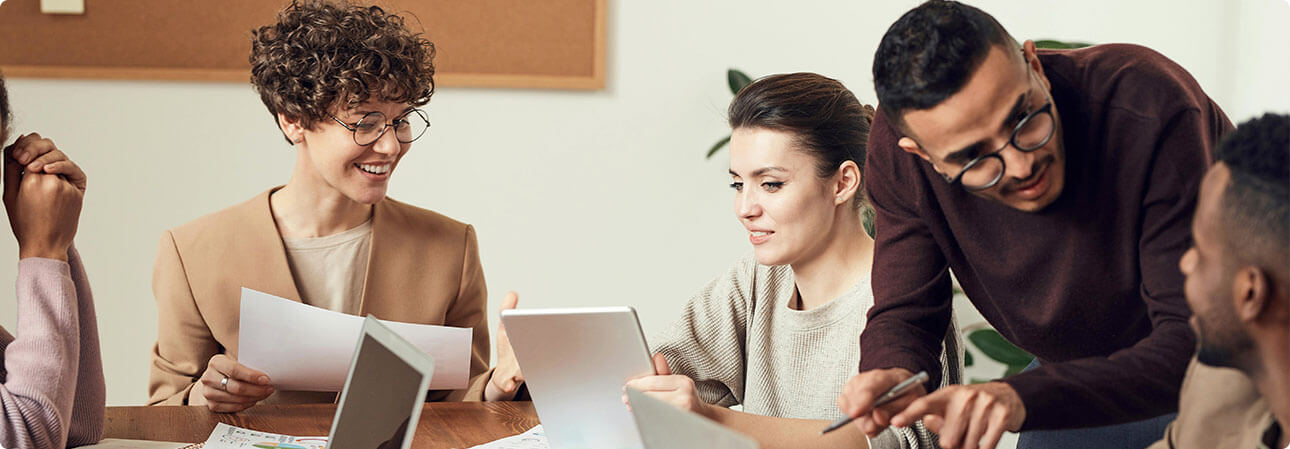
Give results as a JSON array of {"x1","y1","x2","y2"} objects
[
  {"x1": 468, "y1": 425, "x2": 549, "y2": 449},
  {"x1": 238, "y1": 287, "x2": 471, "y2": 391},
  {"x1": 198, "y1": 423, "x2": 328, "y2": 449}
]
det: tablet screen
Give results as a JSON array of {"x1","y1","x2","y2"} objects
[{"x1": 328, "y1": 333, "x2": 423, "y2": 449}]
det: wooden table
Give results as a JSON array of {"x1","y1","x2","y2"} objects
[{"x1": 105, "y1": 402, "x2": 540, "y2": 448}]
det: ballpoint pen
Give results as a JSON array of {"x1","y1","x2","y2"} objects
[{"x1": 820, "y1": 370, "x2": 930, "y2": 435}]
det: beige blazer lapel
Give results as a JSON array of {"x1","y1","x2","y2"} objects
[{"x1": 359, "y1": 198, "x2": 418, "y2": 321}]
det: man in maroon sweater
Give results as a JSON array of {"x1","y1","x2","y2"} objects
[{"x1": 835, "y1": 1, "x2": 1231, "y2": 448}]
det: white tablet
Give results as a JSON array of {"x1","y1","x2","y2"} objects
[
  {"x1": 627, "y1": 388, "x2": 759, "y2": 449},
  {"x1": 501, "y1": 307, "x2": 656, "y2": 449},
  {"x1": 327, "y1": 316, "x2": 435, "y2": 449}
]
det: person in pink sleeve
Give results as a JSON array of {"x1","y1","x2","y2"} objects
[{"x1": 0, "y1": 73, "x2": 104, "y2": 448}]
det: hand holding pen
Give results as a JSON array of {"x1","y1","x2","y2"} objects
[{"x1": 823, "y1": 370, "x2": 929, "y2": 434}]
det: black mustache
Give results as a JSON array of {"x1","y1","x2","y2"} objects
[{"x1": 1000, "y1": 156, "x2": 1054, "y2": 194}]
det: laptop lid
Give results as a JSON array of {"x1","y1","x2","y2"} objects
[
  {"x1": 501, "y1": 307, "x2": 655, "y2": 449},
  {"x1": 627, "y1": 388, "x2": 759, "y2": 449},
  {"x1": 327, "y1": 316, "x2": 435, "y2": 449}
]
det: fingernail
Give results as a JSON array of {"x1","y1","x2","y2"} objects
[{"x1": 259, "y1": 376, "x2": 269, "y2": 384}]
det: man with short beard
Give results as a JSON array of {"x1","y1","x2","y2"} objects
[
  {"x1": 1149, "y1": 113, "x2": 1288, "y2": 449},
  {"x1": 835, "y1": 1, "x2": 1232, "y2": 448}
]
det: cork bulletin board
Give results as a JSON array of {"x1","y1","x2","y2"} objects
[{"x1": 0, "y1": 0, "x2": 606, "y2": 90}]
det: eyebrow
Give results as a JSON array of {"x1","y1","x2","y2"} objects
[
  {"x1": 729, "y1": 166, "x2": 788, "y2": 177},
  {"x1": 942, "y1": 92, "x2": 1029, "y2": 164}
]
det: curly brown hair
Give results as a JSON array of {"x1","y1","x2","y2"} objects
[{"x1": 250, "y1": 0, "x2": 435, "y2": 142}]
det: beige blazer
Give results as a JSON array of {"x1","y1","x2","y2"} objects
[{"x1": 148, "y1": 188, "x2": 490, "y2": 405}]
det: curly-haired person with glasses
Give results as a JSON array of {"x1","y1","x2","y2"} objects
[
  {"x1": 147, "y1": 0, "x2": 494, "y2": 412},
  {"x1": 836, "y1": 1, "x2": 1233, "y2": 449}
]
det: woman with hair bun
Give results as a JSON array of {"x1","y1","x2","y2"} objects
[
  {"x1": 623, "y1": 73, "x2": 962, "y2": 449},
  {"x1": 147, "y1": 0, "x2": 494, "y2": 412}
]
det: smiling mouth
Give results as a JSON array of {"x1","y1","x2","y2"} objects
[{"x1": 355, "y1": 163, "x2": 391, "y2": 175}]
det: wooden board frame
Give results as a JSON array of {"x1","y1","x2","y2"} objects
[{"x1": 0, "y1": 0, "x2": 606, "y2": 90}]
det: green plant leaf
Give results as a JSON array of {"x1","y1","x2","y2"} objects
[
  {"x1": 1033, "y1": 39, "x2": 1093, "y2": 50},
  {"x1": 707, "y1": 135, "x2": 731, "y2": 159},
  {"x1": 861, "y1": 206, "x2": 876, "y2": 238},
  {"x1": 964, "y1": 350, "x2": 974, "y2": 367},
  {"x1": 967, "y1": 328, "x2": 1035, "y2": 366},
  {"x1": 728, "y1": 69, "x2": 753, "y2": 95}
]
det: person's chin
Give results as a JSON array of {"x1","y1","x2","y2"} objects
[
  {"x1": 752, "y1": 247, "x2": 788, "y2": 267},
  {"x1": 346, "y1": 185, "x2": 389, "y2": 205}
]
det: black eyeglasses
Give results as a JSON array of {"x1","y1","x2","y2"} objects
[
  {"x1": 945, "y1": 100, "x2": 1056, "y2": 191},
  {"x1": 331, "y1": 109, "x2": 430, "y2": 146}
]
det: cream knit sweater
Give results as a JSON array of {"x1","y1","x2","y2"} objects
[{"x1": 652, "y1": 254, "x2": 962, "y2": 449}]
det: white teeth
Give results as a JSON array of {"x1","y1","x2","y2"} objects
[
  {"x1": 751, "y1": 231, "x2": 770, "y2": 237},
  {"x1": 356, "y1": 163, "x2": 390, "y2": 174}
]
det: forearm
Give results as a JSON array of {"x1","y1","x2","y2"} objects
[
  {"x1": 149, "y1": 231, "x2": 216, "y2": 406},
  {"x1": 1, "y1": 257, "x2": 81, "y2": 448},
  {"x1": 66, "y1": 246, "x2": 105, "y2": 445},
  {"x1": 708, "y1": 406, "x2": 869, "y2": 449},
  {"x1": 1004, "y1": 319, "x2": 1193, "y2": 429}
]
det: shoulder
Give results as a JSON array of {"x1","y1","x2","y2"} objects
[
  {"x1": 1042, "y1": 44, "x2": 1212, "y2": 117},
  {"x1": 167, "y1": 189, "x2": 273, "y2": 246},
  {"x1": 377, "y1": 197, "x2": 473, "y2": 236},
  {"x1": 373, "y1": 197, "x2": 479, "y2": 262}
]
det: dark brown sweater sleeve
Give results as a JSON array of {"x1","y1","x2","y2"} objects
[{"x1": 857, "y1": 111, "x2": 955, "y2": 391}]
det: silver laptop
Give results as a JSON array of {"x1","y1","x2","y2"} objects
[
  {"x1": 326, "y1": 316, "x2": 435, "y2": 449},
  {"x1": 627, "y1": 388, "x2": 759, "y2": 449},
  {"x1": 501, "y1": 307, "x2": 656, "y2": 449}
]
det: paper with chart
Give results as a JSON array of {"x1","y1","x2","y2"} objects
[
  {"x1": 198, "y1": 423, "x2": 328, "y2": 449},
  {"x1": 468, "y1": 426, "x2": 549, "y2": 449},
  {"x1": 238, "y1": 287, "x2": 471, "y2": 391}
]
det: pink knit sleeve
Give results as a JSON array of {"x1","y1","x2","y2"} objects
[
  {"x1": 0, "y1": 248, "x2": 100, "y2": 448},
  {"x1": 65, "y1": 247, "x2": 105, "y2": 446}
]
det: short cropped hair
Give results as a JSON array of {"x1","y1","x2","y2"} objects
[
  {"x1": 1216, "y1": 113, "x2": 1290, "y2": 283},
  {"x1": 727, "y1": 72, "x2": 875, "y2": 207},
  {"x1": 250, "y1": 0, "x2": 436, "y2": 141},
  {"x1": 872, "y1": 0, "x2": 1016, "y2": 127}
]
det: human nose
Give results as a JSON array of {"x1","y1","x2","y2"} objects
[
  {"x1": 736, "y1": 189, "x2": 760, "y2": 220},
  {"x1": 999, "y1": 144, "x2": 1036, "y2": 180},
  {"x1": 371, "y1": 124, "x2": 402, "y2": 155}
]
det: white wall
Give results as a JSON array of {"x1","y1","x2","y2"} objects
[{"x1": 1, "y1": 0, "x2": 1287, "y2": 413}]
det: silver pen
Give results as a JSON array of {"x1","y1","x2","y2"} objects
[{"x1": 820, "y1": 370, "x2": 930, "y2": 435}]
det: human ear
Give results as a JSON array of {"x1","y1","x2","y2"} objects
[
  {"x1": 1231, "y1": 266, "x2": 1269, "y2": 324},
  {"x1": 897, "y1": 137, "x2": 932, "y2": 163},
  {"x1": 834, "y1": 160, "x2": 861, "y2": 206},
  {"x1": 1021, "y1": 40, "x2": 1051, "y2": 91},
  {"x1": 277, "y1": 114, "x2": 306, "y2": 145}
]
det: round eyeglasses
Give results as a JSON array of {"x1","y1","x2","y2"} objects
[
  {"x1": 945, "y1": 100, "x2": 1056, "y2": 191},
  {"x1": 330, "y1": 109, "x2": 430, "y2": 146}
]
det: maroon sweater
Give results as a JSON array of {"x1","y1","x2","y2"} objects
[{"x1": 859, "y1": 44, "x2": 1232, "y2": 430}]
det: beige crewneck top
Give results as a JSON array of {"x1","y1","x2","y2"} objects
[{"x1": 282, "y1": 219, "x2": 373, "y2": 314}]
